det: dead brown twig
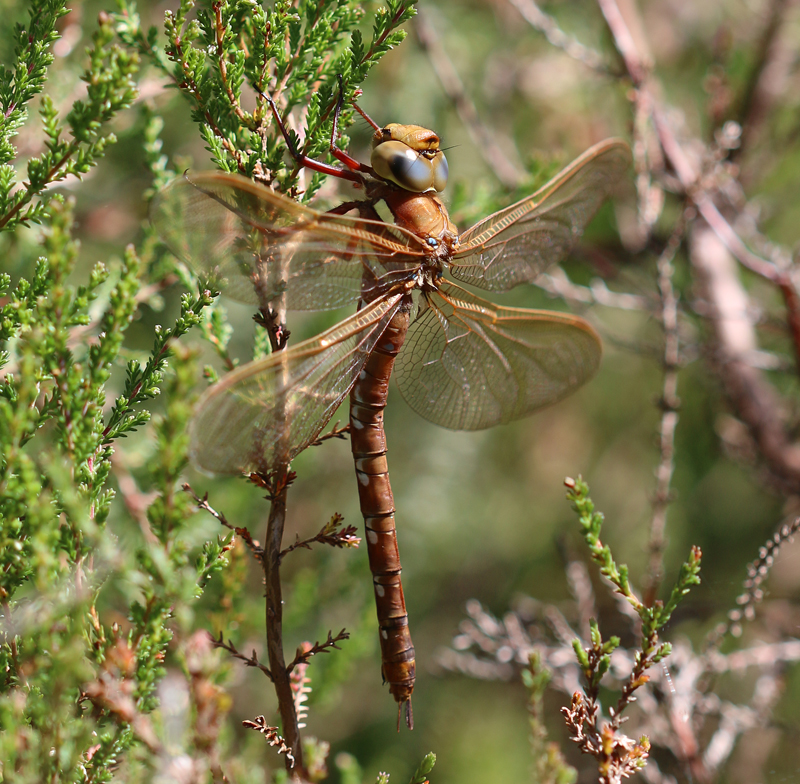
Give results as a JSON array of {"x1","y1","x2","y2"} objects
[
  {"x1": 210, "y1": 631, "x2": 273, "y2": 678},
  {"x1": 280, "y1": 513, "x2": 360, "y2": 559},
  {"x1": 286, "y1": 629, "x2": 350, "y2": 673},
  {"x1": 183, "y1": 483, "x2": 263, "y2": 557}
]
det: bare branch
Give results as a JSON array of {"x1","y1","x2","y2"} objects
[
  {"x1": 183, "y1": 483, "x2": 263, "y2": 558},
  {"x1": 287, "y1": 629, "x2": 350, "y2": 673},
  {"x1": 310, "y1": 421, "x2": 351, "y2": 446},
  {"x1": 280, "y1": 513, "x2": 360, "y2": 559},
  {"x1": 536, "y1": 268, "x2": 650, "y2": 311},
  {"x1": 210, "y1": 631, "x2": 273, "y2": 678},
  {"x1": 705, "y1": 517, "x2": 800, "y2": 651},
  {"x1": 644, "y1": 223, "x2": 686, "y2": 604},
  {"x1": 690, "y1": 225, "x2": 800, "y2": 492},
  {"x1": 734, "y1": 0, "x2": 793, "y2": 161}
]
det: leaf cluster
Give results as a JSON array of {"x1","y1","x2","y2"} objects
[
  {"x1": 0, "y1": 4, "x2": 233, "y2": 779},
  {"x1": 0, "y1": 1, "x2": 138, "y2": 232},
  {"x1": 115, "y1": 0, "x2": 416, "y2": 198},
  {"x1": 1, "y1": 0, "x2": 435, "y2": 780}
]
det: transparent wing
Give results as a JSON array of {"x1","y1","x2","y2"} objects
[
  {"x1": 151, "y1": 172, "x2": 426, "y2": 310},
  {"x1": 190, "y1": 293, "x2": 406, "y2": 474},
  {"x1": 450, "y1": 139, "x2": 631, "y2": 291},
  {"x1": 395, "y1": 280, "x2": 601, "y2": 431}
]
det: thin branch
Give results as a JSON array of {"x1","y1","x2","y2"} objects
[
  {"x1": 286, "y1": 629, "x2": 350, "y2": 673},
  {"x1": 595, "y1": 0, "x2": 650, "y2": 85},
  {"x1": 588, "y1": 0, "x2": 800, "y2": 493},
  {"x1": 111, "y1": 452, "x2": 158, "y2": 544},
  {"x1": 213, "y1": 1, "x2": 249, "y2": 124},
  {"x1": 210, "y1": 631, "x2": 273, "y2": 678},
  {"x1": 704, "y1": 516, "x2": 800, "y2": 651},
  {"x1": 182, "y1": 483, "x2": 263, "y2": 558},
  {"x1": 536, "y1": 268, "x2": 650, "y2": 311},
  {"x1": 169, "y1": 31, "x2": 247, "y2": 172},
  {"x1": 280, "y1": 513, "x2": 360, "y2": 559},
  {"x1": 690, "y1": 223, "x2": 800, "y2": 492},
  {"x1": 310, "y1": 421, "x2": 351, "y2": 446},
  {"x1": 260, "y1": 467, "x2": 302, "y2": 769},
  {"x1": 565, "y1": 559, "x2": 597, "y2": 643},
  {"x1": 734, "y1": 0, "x2": 792, "y2": 161}
]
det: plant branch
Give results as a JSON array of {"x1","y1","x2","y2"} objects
[
  {"x1": 589, "y1": 0, "x2": 800, "y2": 493},
  {"x1": 286, "y1": 629, "x2": 350, "y2": 673},
  {"x1": 210, "y1": 631, "x2": 273, "y2": 678},
  {"x1": 310, "y1": 421, "x2": 351, "y2": 446},
  {"x1": 506, "y1": 0, "x2": 612, "y2": 75},
  {"x1": 183, "y1": 483, "x2": 263, "y2": 558},
  {"x1": 280, "y1": 513, "x2": 360, "y2": 559}
]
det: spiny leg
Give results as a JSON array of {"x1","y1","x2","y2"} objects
[{"x1": 257, "y1": 79, "x2": 376, "y2": 184}]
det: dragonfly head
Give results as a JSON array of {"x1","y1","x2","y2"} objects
[{"x1": 371, "y1": 123, "x2": 449, "y2": 194}]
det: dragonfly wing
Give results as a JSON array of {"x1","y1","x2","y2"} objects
[
  {"x1": 151, "y1": 172, "x2": 425, "y2": 310},
  {"x1": 450, "y1": 139, "x2": 631, "y2": 291},
  {"x1": 190, "y1": 293, "x2": 406, "y2": 474},
  {"x1": 394, "y1": 280, "x2": 601, "y2": 431}
]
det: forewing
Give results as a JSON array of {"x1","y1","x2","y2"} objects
[
  {"x1": 151, "y1": 172, "x2": 425, "y2": 310},
  {"x1": 395, "y1": 280, "x2": 601, "y2": 430},
  {"x1": 450, "y1": 139, "x2": 631, "y2": 291},
  {"x1": 190, "y1": 293, "x2": 405, "y2": 474}
]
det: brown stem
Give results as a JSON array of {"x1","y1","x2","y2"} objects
[
  {"x1": 253, "y1": 277, "x2": 306, "y2": 773},
  {"x1": 690, "y1": 223, "x2": 800, "y2": 493},
  {"x1": 262, "y1": 469, "x2": 304, "y2": 774},
  {"x1": 211, "y1": 632, "x2": 273, "y2": 677},
  {"x1": 183, "y1": 483, "x2": 263, "y2": 557}
]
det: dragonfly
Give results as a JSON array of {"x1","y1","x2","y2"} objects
[{"x1": 152, "y1": 91, "x2": 630, "y2": 729}]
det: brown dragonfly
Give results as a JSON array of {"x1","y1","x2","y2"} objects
[{"x1": 153, "y1": 96, "x2": 630, "y2": 728}]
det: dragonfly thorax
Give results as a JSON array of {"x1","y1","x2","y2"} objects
[{"x1": 382, "y1": 189, "x2": 459, "y2": 251}]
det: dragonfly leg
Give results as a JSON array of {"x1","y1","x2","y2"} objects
[
  {"x1": 325, "y1": 200, "x2": 365, "y2": 216},
  {"x1": 351, "y1": 97, "x2": 381, "y2": 132},
  {"x1": 258, "y1": 87, "x2": 365, "y2": 184}
]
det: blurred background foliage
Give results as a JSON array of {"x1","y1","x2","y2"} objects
[{"x1": 2, "y1": 0, "x2": 800, "y2": 782}]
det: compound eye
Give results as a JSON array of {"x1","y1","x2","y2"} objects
[
  {"x1": 371, "y1": 140, "x2": 434, "y2": 192},
  {"x1": 431, "y1": 151, "x2": 448, "y2": 192}
]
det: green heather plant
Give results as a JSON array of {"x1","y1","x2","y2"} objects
[
  {"x1": 0, "y1": 0, "x2": 437, "y2": 781},
  {"x1": 562, "y1": 477, "x2": 701, "y2": 783}
]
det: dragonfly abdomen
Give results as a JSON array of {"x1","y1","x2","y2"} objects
[{"x1": 349, "y1": 309, "x2": 416, "y2": 718}]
